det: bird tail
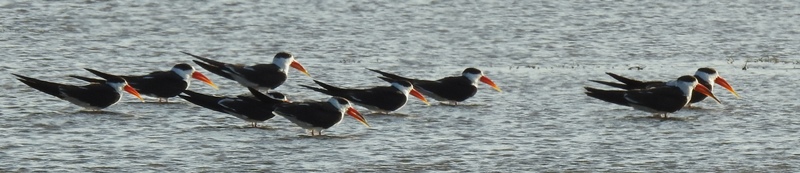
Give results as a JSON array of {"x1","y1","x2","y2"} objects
[
  {"x1": 247, "y1": 87, "x2": 286, "y2": 105},
  {"x1": 68, "y1": 75, "x2": 106, "y2": 83},
  {"x1": 179, "y1": 90, "x2": 226, "y2": 112},
  {"x1": 13, "y1": 74, "x2": 65, "y2": 99},
  {"x1": 300, "y1": 80, "x2": 347, "y2": 97},
  {"x1": 605, "y1": 72, "x2": 647, "y2": 89},
  {"x1": 367, "y1": 68, "x2": 412, "y2": 81},
  {"x1": 588, "y1": 80, "x2": 628, "y2": 89},
  {"x1": 181, "y1": 51, "x2": 233, "y2": 80},
  {"x1": 584, "y1": 87, "x2": 629, "y2": 106}
]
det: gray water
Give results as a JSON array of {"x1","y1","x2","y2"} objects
[{"x1": 2, "y1": 0, "x2": 800, "y2": 172}]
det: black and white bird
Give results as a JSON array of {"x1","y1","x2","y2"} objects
[
  {"x1": 179, "y1": 88, "x2": 288, "y2": 127},
  {"x1": 272, "y1": 97, "x2": 369, "y2": 136},
  {"x1": 585, "y1": 75, "x2": 721, "y2": 118},
  {"x1": 181, "y1": 51, "x2": 310, "y2": 91},
  {"x1": 69, "y1": 63, "x2": 218, "y2": 102},
  {"x1": 14, "y1": 68, "x2": 144, "y2": 110},
  {"x1": 299, "y1": 77, "x2": 429, "y2": 114},
  {"x1": 367, "y1": 68, "x2": 501, "y2": 105},
  {"x1": 590, "y1": 67, "x2": 740, "y2": 106}
]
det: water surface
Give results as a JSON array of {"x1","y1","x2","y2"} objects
[{"x1": 2, "y1": 0, "x2": 800, "y2": 172}]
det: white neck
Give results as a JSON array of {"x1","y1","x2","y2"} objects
[
  {"x1": 463, "y1": 73, "x2": 482, "y2": 86},
  {"x1": 694, "y1": 72, "x2": 717, "y2": 90},
  {"x1": 328, "y1": 98, "x2": 350, "y2": 113},
  {"x1": 273, "y1": 57, "x2": 292, "y2": 74},
  {"x1": 665, "y1": 80, "x2": 696, "y2": 97},
  {"x1": 391, "y1": 83, "x2": 413, "y2": 96},
  {"x1": 107, "y1": 81, "x2": 127, "y2": 93},
  {"x1": 171, "y1": 68, "x2": 194, "y2": 83}
]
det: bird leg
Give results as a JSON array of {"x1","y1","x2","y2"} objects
[{"x1": 651, "y1": 113, "x2": 661, "y2": 118}]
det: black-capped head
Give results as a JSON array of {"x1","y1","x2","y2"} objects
[
  {"x1": 394, "y1": 80, "x2": 413, "y2": 88},
  {"x1": 676, "y1": 75, "x2": 698, "y2": 83},
  {"x1": 462, "y1": 68, "x2": 483, "y2": 75},
  {"x1": 275, "y1": 52, "x2": 294, "y2": 59},
  {"x1": 696, "y1": 67, "x2": 717, "y2": 74},
  {"x1": 387, "y1": 77, "x2": 414, "y2": 92},
  {"x1": 105, "y1": 76, "x2": 126, "y2": 83},
  {"x1": 173, "y1": 63, "x2": 195, "y2": 71},
  {"x1": 694, "y1": 67, "x2": 720, "y2": 84},
  {"x1": 333, "y1": 97, "x2": 351, "y2": 105}
]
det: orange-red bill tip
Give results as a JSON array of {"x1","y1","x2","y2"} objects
[
  {"x1": 694, "y1": 84, "x2": 721, "y2": 104},
  {"x1": 124, "y1": 84, "x2": 144, "y2": 102},
  {"x1": 410, "y1": 88, "x2": 430, "y2": 105},
  {"x1": 715, "y1": 76, "x2": 740, "y2": 99},
  {"x1": 291, "y1": 61, "x2": 311, "y2": 77},
  {"x1": 192, "y1": 72, "x2": 218, "y2": 90},
  {"x1": 480, "y1": 76, "x2": 502, "y2": 92},
  {"x1": 346, "y1": 107, "x2": 370, "y2": 127}
]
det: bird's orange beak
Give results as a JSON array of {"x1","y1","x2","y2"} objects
[
  {"x1": 694, "y1": 84, "x2": 721, "y2": 104},
  {"x1": 409, "y1": 87, "x2": 430, "y2": 105},
  {"x1": 191, "y1": 71, "x2": 218, "y2": 90},
  {"x1": 124, "y1": 84, "x2": 144, "y2": 102},
  {"x1": 291, "y1": 60, "x2": 311, "y2": 77},
  {"x1": 714, "y1": 76, "x2": 740, "y2": 99},
  {"x1": 479, "y1": 76, "x2": 502, "y2": 92},
  {"x1": 346, "y1": 107, "x2": 369, "y2": 127}
]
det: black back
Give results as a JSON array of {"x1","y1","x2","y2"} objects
[
  {"x1": 185, "y1": 51, "x2": 287, "y2": 89},
  {"x1": 300, "y1": 80, "x2": 408, "y2": 112},
  {"x1": 123, "y1": 71, "x2": 187, "y2": 98},
  {"x1": 415, "y1": 76, "x2": 477, "y2": 102},
  {"x1": 624, "y1": 85, "x2": 688, "y2": 113},
  {"x1": 15, "y1": 74, "x2": 122, "y2": 109},
  {"x1": 273, "y1": 101, "x2": 342, "y2": 129},
  {"x1": 180, "y1": 90, "x2": 279, "y2": 122}
]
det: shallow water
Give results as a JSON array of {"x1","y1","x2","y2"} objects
[{"x1": 2, "y1": 0, "x2": 800, "y2": 172}]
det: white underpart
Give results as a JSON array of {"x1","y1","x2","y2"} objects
[
  {"x1": 60, "y1": 86, "x2": 100, "y2": 110},
  {"x1": 171, "y1": 67, "x2": 195, "y2": 87},
  {"x1": 462, "y1": 72, "x2": 482, "y2": 86},
  {"x1": 414, "y1": 86, "x2": 448, "y2": 102}
]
